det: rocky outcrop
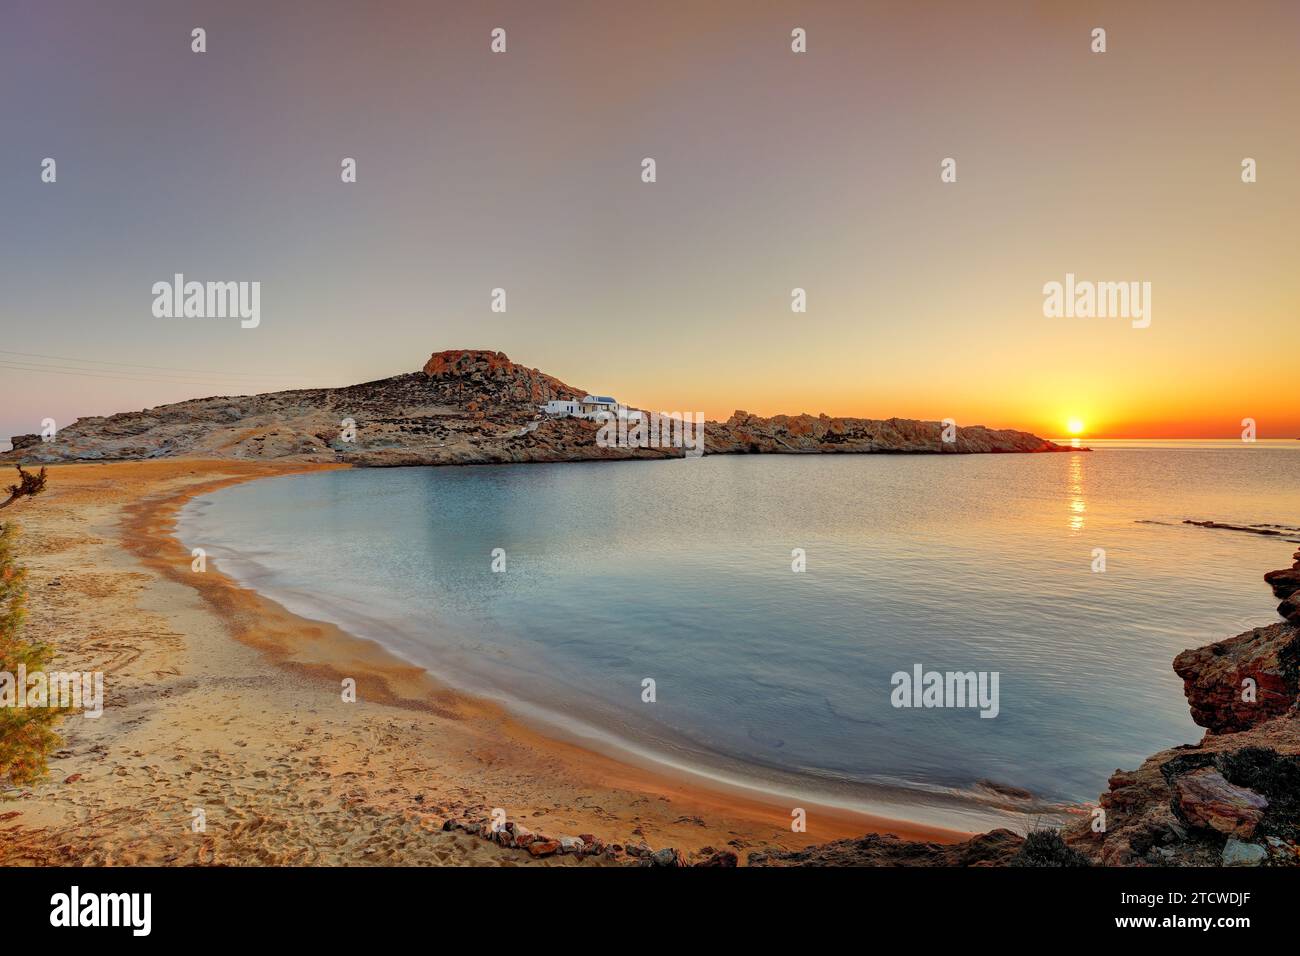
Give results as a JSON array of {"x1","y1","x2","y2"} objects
[
  {"x1": 1170, "y1": 551, "x2": 1300, "y2": 734},
  {"x1": 1280, "y1": 594, "x2": 1300, "y2": 627},
  {"x1": 1061, "y1": 732, "x2": 1300, "y2": 866},
  {"x1": 1267, "y1": 549, "x2": 1300, "y2": 625},
  {"x1": 1184, "y1": 520, "x2": 1300, "y2": 542},
  {"x1": 4, "y1": 349, "x2": 1076, "y2": 466},
  {"x1": 420, "y1": 349, "x2": 579, "y2": 407},
  {"x1": 1055, "y1": 553, "x2": 1300, "y2": 867},
  {"x1": 708, "y1": 411, "x2": 1068, "y2": 455},
  {"x1": 1173, "y1": 622, "x2": 1299, "y2": 732},
  {"x1": 1171, "y1": 768, "x2": 1268, "y2": 837}
]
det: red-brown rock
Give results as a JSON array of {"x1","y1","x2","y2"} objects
[
  {"x1": 1265, "y1": 567, "x2": 1300, "y2": 598},
  {"x1": 528, "y1": 839, "x2": 561, "y2": 858},
  {"x1": 1172, "y1": 768, "x2": 1268, "y2": 837},
  {"x1": 421, "y1": 349, "x2": 580, "y2": 407},
  {"x1": 1173, "y1": 622, "x2": 1299, "y2": 733},
  {"x1": 694, "y1": 850, "x2": 739, "y2": 867}
]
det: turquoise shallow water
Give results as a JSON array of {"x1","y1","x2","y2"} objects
[{"x1": 178, "y1": 441, "x2": 1298, "y2": 830}]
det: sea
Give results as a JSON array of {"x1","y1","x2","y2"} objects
[{"x1": 177, "y1": 440, "x2": 1299, "y2": 831}]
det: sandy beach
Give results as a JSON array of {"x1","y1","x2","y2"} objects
[{"x1": 0, "y1": 458, "x2": 965, "y2": 866}]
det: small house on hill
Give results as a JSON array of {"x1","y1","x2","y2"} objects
[
  {"x1": 540, "y1": 395, "x2": 642, "y2": 422},
  {"x1": 580, "y1": 395, "x2": 618, "y2": 417}
]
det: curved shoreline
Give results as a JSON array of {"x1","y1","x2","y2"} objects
[
  {"x1": 175, "y1": 476, "x2": 1054, "y2": 834},
  {"x1": 119, "y1": 458, "x2": 980, "y2": 850}
]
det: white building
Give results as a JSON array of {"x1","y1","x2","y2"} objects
[
  {"x1": 579, "y1": 395, "x2": 618, "y2": 417},
  {"x1": 540, "y1": 399, "x2": 581, "y2": 417},
  {"x1": 539, "y1": 395, "x2": 643, "y2": 422}
]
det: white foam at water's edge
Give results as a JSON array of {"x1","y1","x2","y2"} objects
[{"x1": 174, "y1": 491, "x2": 1048, "y2": 835}]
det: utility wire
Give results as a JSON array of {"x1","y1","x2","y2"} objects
[
  {"x1": 0, "y1": 348, "x2": 274, "y2": 379},
  {"x1": 0, "y1": 360, "x2": 260, "y2": 388},
  {"x1": 0, "y1": 357, "x2": 257, "y2": 384}
]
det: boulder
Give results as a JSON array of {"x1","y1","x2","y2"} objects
[
  {"x1": 527, "y1": 839, "x2": 560, "y2": 858},
  {"x1": 1173, "y1": 623, "x2": 1298, "y2": 733},
  {"x1": 693, "y1": 850, "x2": 739, "y2": 867},
  {"x1": 1172, "y1": 768, "x2": 1267, "y2": 837},
  {"x1": 1266, "y1": 557, "x2": 1300, "y2": 625},
  {"x1": 1265, "y1": 567, "x2": 1300, "y2": 598},
  {"x1": 506, "y1": 823, "x2": 536, "y2": 849},
  {"x1": 1221, "y1": 839, "x2": 1268, "y2": 866},
  {"x1": 1279, "y1": 593, "x2": 1300, "y2": 627},
  {"x1": 558, "y1": 836, "x2": 586, "y2": 854},
  {"x1": 643, "y1": 848, "x2": 687, "y2": 867}
]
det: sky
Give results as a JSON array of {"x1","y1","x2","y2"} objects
[{"x1": 1, "y1": 0, "x2": 1297, "y2": 442}]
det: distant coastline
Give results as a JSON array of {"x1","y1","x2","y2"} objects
[{"x1": 4, "y1": 350, "x2": 1078, "y2": 467}]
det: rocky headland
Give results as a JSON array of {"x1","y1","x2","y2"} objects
[{"x1": 5, "y1": 349, "x2": 1076, "y2": 466}]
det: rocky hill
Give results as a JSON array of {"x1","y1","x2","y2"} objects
[{"x1": 4, "y1": 349, "x2": 1074, "y2": 466}]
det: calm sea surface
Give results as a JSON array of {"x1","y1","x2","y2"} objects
[{"x1": 178, "y1": 441, "x2": 1298, "y2": 830}]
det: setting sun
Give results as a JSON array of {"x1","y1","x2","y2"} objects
[{"x1": 1066, "y1": 418, "x2": 1085, "y2": 435}]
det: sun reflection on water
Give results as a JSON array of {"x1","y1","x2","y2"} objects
[{"x1": 1068, "y1": 453, "x2": 1087, "y2": 531}]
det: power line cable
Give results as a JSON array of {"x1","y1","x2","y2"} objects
[
  {"x1": 0, "y1": 360, "x2": 260, "y2": 388},
  {"x1": 0, "y1": 348, "x2": 274, "y2": 379}
]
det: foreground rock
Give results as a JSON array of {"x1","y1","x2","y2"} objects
[
  {"x1": 5, "y1": 348, "x2": 1076, "y2": 465},
  {"x1": 1050, "y1": 553, "x2": 1299, "y2": 866},
  {"x1": 1044, "y1": 557, "x2": 1300, "y2": 867},
  {"x1": 441, "y1": 816, "x2": 726, "y2": 866},
  {"x1": 1171, "y1": 768, "x2": 1267, "y2": 837},
  {"x1": 1173, "y1": 622, "x2": 1299, "y2": 732},
  {"x1": 1268, "y1": 549, "x2": 1300, "y2": 625}
]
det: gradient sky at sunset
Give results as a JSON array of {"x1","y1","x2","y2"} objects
[{"x1": 2, "y1": 0, "x2": 1297, "y2": 442}]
